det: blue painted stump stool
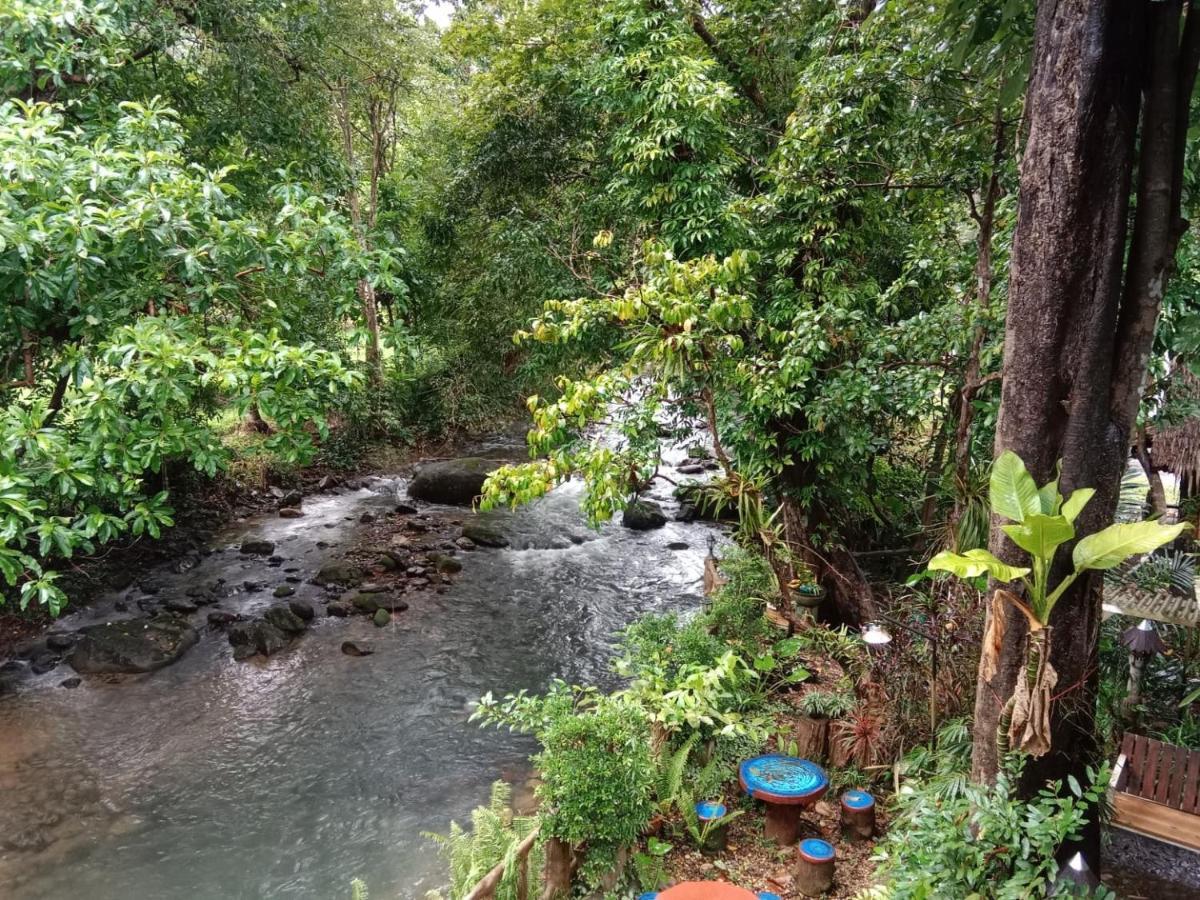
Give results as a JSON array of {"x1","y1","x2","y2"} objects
[
  {"x1": 795, "y1": 838, "x2": 836, "y2": 896},
  {"x1": 840, "y1": 789, "x2": 876, "y2": 840},
  {"x1": 738, "y1": 754, "x2": 828, "y2": 846},
  {"x1": 695, "y1": 800, "x2": 730, "y2": 852}
]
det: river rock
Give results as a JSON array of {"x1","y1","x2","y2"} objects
[
  {"x1": 262, "y1": 606, "x2": 308, "y2": 635},
  {"x1": 373, "y1": 608, "x2": 391, "y2": 627},
  {"x1": 408, "y1": 457, "x2": 498, "y2": 505},
  {"x1": 395, "y1": 502, "x2": 419, "y2": 515},
  {"x1": 431, "y1": 554, "x2": 463, "y2": 574},
  {"x1": 360, "y1": 511, "x2": 376, "y2": 524},
  {"x1": 279, "y1": 489, "x2": 303, "y2": 508},
  {"x1": 288, "y1": 599, "x2": 315, "y2": 621},
  {"x1": 318, "y1": 475, "x2": 340, "y2": 492},
  {"x1": 667, "y1": 541, "x2": 690, "y2": 551},
  {"x1": 279, "y1": 507, "x2": 304, "y2": 519},
  {"x1": 227, "y1": 620, "x2": 289, "y2": 660},
  {"x1": 30, "y1": 651, "x2": 60, "y2": 674},
  {"x1": 44, "y1": 632, "x2": 76, "y2": 652},
  {"x1": 315, "y1": 562, "x2": 363, "y2": 586},
  {"x1": 273, "y1": 584, "x2": 295, "y2": 598},
  {"x1": 341, "y1": 641, "x2": 373, "y2": 657},
  {"x1": 326, "y1": 601, "x2": 350, "y2": 617},
  {"x1": 69, "y1": 614, "x2": 199, "y2": 674},
  {"x1": 622, "y1": 500, "x2": 667, "y2": 530},
  {"x1": 461, "y1": 523, "x2": 509, "y2": 548},
  {"x1": 163, "y1": 597, "x2": 198, "y2": 614},
  {"x1": 677, "y1": 464, "x2": 706, "y2": 475},
  {"x1": 60, "y1": 677, "x2": 81, "y2": 689},
  {"x1": 207, "y1": 610, "x2": 240, "y2": 628},
  {"x1": 240, "y1": 539, "x2": 275, "y2": 555},
  {"x1": 455, "y1": 537, "x2": 476, "y2": 550},
  {"x1": 352, "y1": 593, "x2": 385, "y2": 614}
]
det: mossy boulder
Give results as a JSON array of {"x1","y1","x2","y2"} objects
[
  {"x1": 622, "y1": 500, "x2": 667, "y2": 531},
  {"x1": 408, "y1": 457, "x2": 498, "y2": 506},
  {"x1": 315, "y1": 562, "x2": 364, "y2": 586},
  {"x1": 69, "y1": 614, "x2": 199, "y2": 674},
  {"x1": 373, "y1": 608, "x2": 391, "y2": 627},
  {"x1": 461, "y1": 522, "x2": 509, "y2": 548}
]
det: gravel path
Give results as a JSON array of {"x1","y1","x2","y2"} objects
[{"x1": 1104, "y1": 829, "x2": 1200, "y2": 898}]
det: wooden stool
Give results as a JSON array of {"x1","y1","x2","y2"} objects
[
  {"x1": 695, "y1": 800, "x2": 729, "y2": 853},
  {"x1": 795, "y1": 838, "x2": 835, "y2": 896},
  {"x1": 840, "y1": 789, "x2": 876, "y2": 841}
]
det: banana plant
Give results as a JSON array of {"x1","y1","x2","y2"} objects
[
  {"x1": 926, "y1": 451, "x2": 1190, "y2": 755},
  {"x1": 929, "y1": 451, "x2": 1189, "y2": 628}
]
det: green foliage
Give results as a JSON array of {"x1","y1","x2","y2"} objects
[
  {"x1": 930, "y1": 451, "x2": 1190, "y2": 624},
  {"x1": 427, "y1": 781, "x2": 543, "y2": 900},
  {"x1": 472, "y1": 685, "x2": 654, "y2": 885},
  {"x1": 798, "y1": 686, "x2": 857, "y2": 719},
  {"x1": 876, "y1": 727, "x2": 1109, "y2": 899},
  {"x1": 0, "y1": 1, "x2": 424, "y2": 612}
]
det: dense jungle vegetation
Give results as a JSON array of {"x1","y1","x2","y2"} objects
[{"x1": 8, "y1": 0, "x2": 1200, "y2": 896}]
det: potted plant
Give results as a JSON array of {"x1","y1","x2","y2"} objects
[
  {"x1": 792, "y1": 566, "x2": 825, "y2": 608},
  {"x1": 794, "y1": 686, "x2": 857, "y2": 761}
]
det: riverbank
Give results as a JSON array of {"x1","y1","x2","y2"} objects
[{"x1": 0, "y1": 424, "x2": 529, "y2": 661}]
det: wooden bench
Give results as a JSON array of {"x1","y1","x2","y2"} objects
[{"x1": 1110, "y1": 732, "x2": 1200, "y2": 851}]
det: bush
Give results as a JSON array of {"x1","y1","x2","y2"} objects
[
  {"x1": 473, "y1": 685, "x2": 655, "y2": 886},
  {"x1": 874, "y1": 721, "x2": 1108, "y2": 899}
]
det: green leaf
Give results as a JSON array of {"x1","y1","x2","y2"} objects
[
  {"x1": 928, "y1": 548, "x2": 1030, "y2": 583},
  {"x1": 1060, "y1": 488, "x2": 1095, "y2": 524},
  {"x1": 1000, "y1": 514, "x2": 1075, "y2": 562},
  {"x1": 1072, "y1": 521, "x2": 1192, "y2": 571},
  {"x1": 990, "y1": 451, "x2": 1042, "y2": 523}
]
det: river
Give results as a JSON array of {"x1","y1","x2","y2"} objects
[{"x1": 0, "y1": 438, "x2": 720, "y2": 899}]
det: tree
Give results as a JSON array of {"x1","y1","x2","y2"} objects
[{"x1": 970, "y1": 0, "x2": 1200, "y2": 863}]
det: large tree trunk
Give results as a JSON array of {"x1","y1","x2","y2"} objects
[
  {"x1": 971, "y1": 0, "x2": 1200, "y2": 869},
  {"x1": 969, "y1": 0, "x2": 1144, "y2": 850}
]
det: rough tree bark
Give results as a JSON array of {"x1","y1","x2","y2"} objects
[{"x1": 971, "y1": 0, "x2": 1200, "y2": 867}]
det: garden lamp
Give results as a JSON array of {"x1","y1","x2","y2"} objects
[
  {"x1": 1120, "y1": 618, "x2": 1167, "y2": 713},
  {"x1": 862, "y1": 614, "x2": 939, "y2": 738},
  {"x1": 861, "y1": 622, "x2": 892, "y2": 645},
  {"x1": 1051, "y1": 851, "x2": 1100, "y2": 894}
]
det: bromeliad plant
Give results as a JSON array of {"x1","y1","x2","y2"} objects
[{"x1": 928, "y1": 451, "x2": 1189, "y2": 755}]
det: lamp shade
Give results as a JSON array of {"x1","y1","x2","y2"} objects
[{"x1": 1120, "y1": 619, "x2": 1166, "y2": 657}]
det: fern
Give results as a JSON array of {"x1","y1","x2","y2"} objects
[{"x1": 426, "y1": 781, "x2": 543, "y2": 900}]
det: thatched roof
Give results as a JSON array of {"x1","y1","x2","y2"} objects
[{"x1": 1151, "y1": 367, "x2": 1200, "y2": 493}]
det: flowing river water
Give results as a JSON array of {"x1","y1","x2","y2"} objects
[{"x1": 0, "y1": 437, "x2": 720, "y2": 899}]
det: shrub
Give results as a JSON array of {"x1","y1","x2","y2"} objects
[
  {"x1": 874, "y1": 722, "x2": 1108, "y2": 899},
  {"x1": 473, "y1": 686, "x2": 654, "y2": 886}
]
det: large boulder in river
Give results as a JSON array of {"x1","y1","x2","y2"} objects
[
  {"x1": 622, "y1": 500, "x2": 667, "y2": 531},
  {"x1": 461, "y1": 522, "x2": 509, "y2": 548},
  {"x1": 408, "y1": 457, "x2": 498, "y2": 506},
  {"x1": 69, "y1": 614, "x2": 199, "y2": 674}
]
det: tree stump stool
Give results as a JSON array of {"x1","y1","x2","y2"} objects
[
  {"x1": 695, "y1": 800, "x2": 729, "y2": 853},
  {"x1": 840, "y1": 789, "x2": 876, "y2": 841},
  {"x1": 795, "y1": 838, "x2": 836, "y2": 896}
]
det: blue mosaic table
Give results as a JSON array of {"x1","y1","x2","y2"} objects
[{"x1": 738, "y1": 754, "x2": 828, "y2": 845}]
